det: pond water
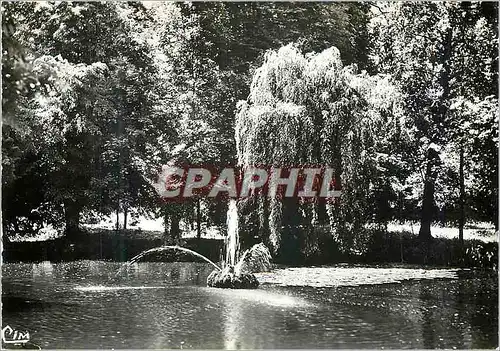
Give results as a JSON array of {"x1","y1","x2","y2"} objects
[{"x1": 2, "y1": 261, "x2": 498, "y2": 349}]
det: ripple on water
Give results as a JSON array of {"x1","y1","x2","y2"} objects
[
  {"x1": 74, "y1": 286, "x2": 166, "y2": 292},
  {"x1": 255, "y1": 267, "x2": 459, "y2": 287},
  {"x1": 202, "y1": 286, "x2": 311, "y2": 308}
]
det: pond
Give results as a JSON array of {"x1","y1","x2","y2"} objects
[{"x1": 2, "y1": 261, "x2": 497, "y2": 349}]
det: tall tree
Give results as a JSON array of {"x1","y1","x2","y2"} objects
[
  {"x1": 371, "y1": 2, "x2": 498, "y2": 239},
  {"x1": 2, "y1": 2, "x2": 171, "y2": 238},
  {"x1": 236, "y1": 44, "x2": 401, "y2": 260}
]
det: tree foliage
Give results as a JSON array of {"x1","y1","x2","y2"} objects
[
  {"x1": 371, "y1": 2, "x2": 498, "y2": 233},
  {"x1": 2, "y1": 2, "x2": 497, "y2": 262},
  {"x1": 236, "y1": 44, "x2": 402, "y2": 257}
]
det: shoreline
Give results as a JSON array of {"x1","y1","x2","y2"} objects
[{"x1": 3, "y1": 228, "x2": 497, "y2": 270}]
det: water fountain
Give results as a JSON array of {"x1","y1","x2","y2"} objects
[
  {"x1": 226, "y1": 199, "x2": 240, "y2": 268},
  {"x1": 126, "y1": 246, "x2": 222, "y2": 271},
  {"x1": 121, "y1": 199, "x2": 271, "y2": 288},
  {"x1": 206, "y1": 199, "x2": 270, "y2": 288}
]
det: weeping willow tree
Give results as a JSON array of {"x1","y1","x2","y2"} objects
[{"x1": 235, "y1": 44, "x2": 401, "y2": 262}]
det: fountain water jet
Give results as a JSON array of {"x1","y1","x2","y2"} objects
[
  {"x1": 235, "y1": 243, "x2": 272, "y2": 275},
  {"x1": 116, "y1": 246, "x2": 221, "y2": 276},
  {"x1": 206, "y1": 199, "x2": 265, "y2": 289},
  {"x1": 226, "y1": 199, "x2": 239, "y2": 267},
  {"x1": 117, "y1": 200, "x2": 271, "y2": 288}
]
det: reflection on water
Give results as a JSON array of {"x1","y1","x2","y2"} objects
[
  {"x1": 255, "y1": 266, "x2": 460, "y2": 287},
  {"x1": 203, "y1": 287, "x2": 310, "y2": 308},
  {"x1": 75, "y1": 286, "x2": 166, "y2": 292},
  {"x1": 2, "y1": 261, "x2": 498, "y2": 349},
  {"x1": 223, "y1": 294, "x2": 242, "y2": 349}
]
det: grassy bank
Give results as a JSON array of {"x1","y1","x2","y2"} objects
[
  {"x1": 3, "y1": 229, "x2": 224, "y2": 263},
  {"x1": 3, "y1": 228, "x2": 497, "y2": 270},
  {"x1": 301, "y1": 229, "x2": 498, "y2": 270}
]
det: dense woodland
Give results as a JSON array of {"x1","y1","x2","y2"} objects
[{"x1": 2, "y1": 2, "x2": 498, "y2": 262}]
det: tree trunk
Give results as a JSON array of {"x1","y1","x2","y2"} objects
[
  {"x1": 259, "y1": 195, "x2": 270, "y2": 245},
  {"x1": 64, "y1": 200, "x2": 81, "y2": 238},
  {"x1": 317, "y1": 201, "x2": 328, "y2": 224},
  {"x1": 419, "y1": 148, "x2": 439, "y2": 240},
  {"x1": 196, "y1": 199, "x2": 201, "y2": 239},
  {"x1": 458, "y1": 145, "x2": 465, "y2": 241},
  {"x1": 163, "y1": 208, "x2": 170, "y2": 245},
  {"x1": 458, "y1": 144, "x2": 465, "y2": 260},
  {"x1": 123, "y1": 207, "x2": 128, "y2": 230},
  {"x1": 115, "y1": 206, "x2": 126, "y2": 261},
  {"x1": 170, "y1": 215, "x2": 180, "y2": 244},
  {"x1": 419, "y1": 26, "x2": 450, "y2": 241},
  {"x1": 115, "y1": 206, "x2": 120, "y2": 231}
]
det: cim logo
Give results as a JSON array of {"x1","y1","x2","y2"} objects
[{"x1": 2, "y1": 325, "x2": 30, "y2": 344}]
